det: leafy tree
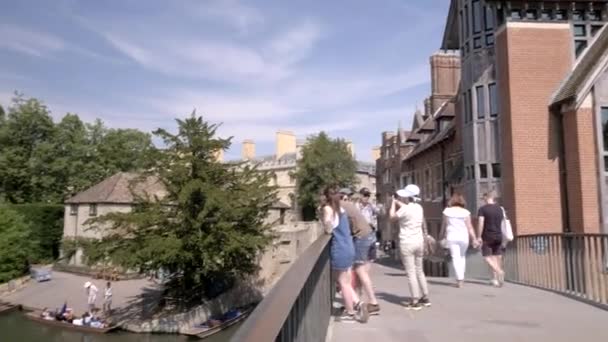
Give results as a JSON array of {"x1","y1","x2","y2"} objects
[
  {"x1": 0, "y1": 96, "x2": 55, "y2": 203},
  {"x1": 293, "y1": 132, "x2": 357, "y2": 220},
  {"x1": 88, "y1": 113, "x2": 277, "y2": 301},
  {"x1": 0, "y1": 207, "x2": 32, "y2": 282},
  {"x1": 98, "y1": 128, "x2": 154, "y2": 174},
  {"x1": 0, "y1": 104, "x2": 5, "y2": 123}
]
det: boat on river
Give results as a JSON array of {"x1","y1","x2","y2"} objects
[
  {"x1": 0, "y1": 303, "x2": 17, "y2": 315},
  {"x1": 24, "y1": 312, "x2": 119, "y2": 334},
  {"x1": 182, "y1": 305, "x2": 254, "y2": 339}
]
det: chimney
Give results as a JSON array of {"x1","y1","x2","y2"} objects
[
  {"x1": 276, "y1": 130, "x2": 296, "y2": 159},
  {"x1": 346, "y1": 140, "x2": 355, "y2": 158},
  {"x1": 214, "y1": 149, "x2": 224, "y2": 163},
  {"x1": 242, "y1": 139, "x2": 255, "y2": 160},
  {"x1": 429, "y1": 50, "x2": 461, "y2": 113},
  {"x1": 372, "y1": 147, "x2": 381, "y2": 161}
]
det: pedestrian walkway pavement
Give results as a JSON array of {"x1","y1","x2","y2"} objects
[
  {"x1": 3, "y1": 271, "x2": 156, "y2": 315},
  {"x1": 329, "y1": 259, "x2": 608, "y2": 342}
]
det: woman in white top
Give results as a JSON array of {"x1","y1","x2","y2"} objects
[{"x1": 439, "y1": 193, "x2": 479, "y2": 288}]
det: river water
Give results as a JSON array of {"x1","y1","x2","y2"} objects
[{"x1": 0, "y1": 312, "x2": 238, "y2": 342}]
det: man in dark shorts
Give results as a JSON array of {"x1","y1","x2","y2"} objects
[{"x1": 477, "y1": 191, "x2": 505, "y2": 287}]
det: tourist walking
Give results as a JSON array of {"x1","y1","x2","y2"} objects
[
  {"x1": 357, "y1": 187, "x2": 383, "y2": 247},
  {"x1": 439, "y1": 193, "x2": 478, "y2": 288},
  {"x1": 84, "y1": 281, "x2": 98, "y2": 312},
  {"x1": 323, "y1": 186, "x2": 369, "y2": 323},
  {"x1": 103, "y1": 282, "x2": 113, "y2": 314},
  {"x1": 338, "y1": 189, "x2": 380, "y2": 316},
  {"x1": 476, "y1": 191, "x2": 506, "y2": 287},
  {"x1": 390, "y1": 184, "x2": 431, "y2": 310}
]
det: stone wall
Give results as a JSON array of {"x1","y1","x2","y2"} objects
[{"x1": 0, "y1": 275, "x2": 30, "y2": 298}]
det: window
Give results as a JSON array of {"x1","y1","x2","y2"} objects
[
  {"x1": 89, "y1": 204, "x2": 97, "y2": 217},
  {"x1": 463, "y1": 92, "x2": 468, "y2": 123},
  {"x1": 492, "y1": 163, "x2": 501, "y2": 178},
  {"x1": 471, "y1": 164, "x2": 476, "y2": 179},
  {"x1": 460, "y1": 11, "x2": 464, "y2": 42},
  {"x1": 604, "y1": 156, "x2": 608, "y2": 173},
  {"x1": 486, "y1": 34, "x2": 495, "y2": 46},
  {"x1": 484, "y1": 6, "x2": 494, "y2": 31},
  {"x1": 588, "y1": 10, "x2": 601, "y2": 21},
  {"x1": 465, "y1": 42, "x2": 470, "y2": 53},
  {"x1": 476, "y1": 85, "x2": 486, "y2": 119},
  {"x1": 575, "y1": 40, "x2": 588, "y2": 57},
  {"x1": 467, "y1": 90, "x2": 473, "y2": 123},
  {"x1": 525, "y1": 9, "x2": 537, "y2": 20},
  {"x1": 591, "y1": 25, "x2": 604, "y2": 37},
  {"x1": 602, "y1": 107, "x2": 608, "y2": 152},
  {"x1": 425, "y1": 168, "x2": 431, "y2": 199},
  {"x1": 540, "y1": 10, "x2": 552, "y2": 20},
  {"x1": 510, "y1": 9, "x2": 521, "y2": 20},
  {"x1": 555, "y1": 10, "x2": 567, "y2": 21},
  {"x1": 70, "y1": 204, "x2": 78, "y2": 216},
  {"x1": 572, "y1": 11, "x2": 583, "y2": 21},
  {"x1": 489, "y1": 83, "x2": 498, "y2": 117},
  {"x1": 435, "y1": 165, "x2": 442, "y2": 199},
  {"x1": 474, "y1": 37, "x2": 482, "y2": 49},
  {"x1": 465, "y1": 5, "x2": 470, "y2": 38},
  {"x1": 472, "y1": 0, "x2": 482, "y2": 33},
  {"x1": 574, "y1": 25, "x2": 586, "y2": 37},
  {"x1": 479, "y1": 164, "x2": 488, "y2": 178}
]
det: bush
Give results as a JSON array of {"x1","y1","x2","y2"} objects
[
  {"x1": 4, "y1": 204, "x2": 64, "y2": 263},
  {"x1": 0, "y1": 207, "x2": 32, "y2": 283}
]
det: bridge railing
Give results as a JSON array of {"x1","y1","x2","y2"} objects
[
  {"x1": 503, "y1": 233, "x2": 608, "y2": 308},
  {"x1": 231, "y1": 234, "x2": 332, "y2": 342}
]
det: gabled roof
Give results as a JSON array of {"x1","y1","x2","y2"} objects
[
  {"x1": 66, "y1": 172, "x2": 166, "y2": 204},
  {"x1": 411, "y1": 109, "x2": 425, "y2": 132},
  {"x1": 551, "y1": 23, "x2": 608, "y2": 108},
  {"x1": 405, "y1": 122, "x2": 456, "y2": 161}
]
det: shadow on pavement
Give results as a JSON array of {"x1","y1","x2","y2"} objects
[{"x1": 375, "y1": 291, "x2": 412, "y2": 306}]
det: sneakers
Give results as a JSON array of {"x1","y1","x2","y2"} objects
[
  {"x1": 367, "y1": 303, "x2": 380, "y2": 316},
  {"x1": 419, "y1": 296, "x2": 432, "y2": 307},
  {"x1": 355, "y1": 301, "x2": 369, "y2": 323},
  {"x1": 337, "y1": 312, "x2": 357, "y2": 323},
  {"x1": 405, "y1": 301, "x2": 423, "y2": 311}
]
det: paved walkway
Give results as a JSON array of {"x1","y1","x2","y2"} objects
[
  {"x1": 2, "y1": 271, "x2": 156, "y2": 315},
  {"x1": 330, "y1": 259, "x2": 608, "y2": 342}
]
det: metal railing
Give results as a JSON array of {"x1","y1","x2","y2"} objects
[
  {"x1": 232, "y1": 234, "x2": 332, "y2": 342},
  {"x1": 504, "y1": 233, "x2": 608, "y2": 308}
]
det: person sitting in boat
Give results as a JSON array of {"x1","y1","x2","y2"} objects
[
  {"x1": 72, "y1": 315, "x2": 84, "y2": 326},
  {"x1": 64, "y1": 308, "x2": 74, "y2": 323},
  {"x1": 54, "y1": 301, "x2": 68, "y2": 321},
  {"x1": 83, "y1": 312, "x2": 92, "y2": 326},
  {"x1": 40, "y1": 308, "x2": 55, "y2": 320}
]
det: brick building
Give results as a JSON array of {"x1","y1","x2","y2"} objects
[{"x1": 397, "y1": 0, "x2": 608, "y2": 236}]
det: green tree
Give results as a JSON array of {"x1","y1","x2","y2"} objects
[
  {"x1": 98, "y1": 128, "x2": 154, "y2": 174},
  {"x1": 0, "y1": 96, "x2": 55, "y2": 203},
  {"x1": 88, "y1": 113, "x2": 277, "y2": 301},
  {"x1": 294, "y1": 132, "x2": 357, "y2": 220},
  {"x1": 0, "y1": 207, "x2": 32, "y2": 282}
]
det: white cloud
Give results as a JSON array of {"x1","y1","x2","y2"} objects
[{"x1": 0, "y1": 25, "x2": 65, "y2": 57}]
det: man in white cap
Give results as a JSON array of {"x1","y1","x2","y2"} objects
[
  {"x1": 390, "y1": 184, "x2": 431, "y2": 310},
  {"x1": 84, "y1": 281, "x2": 98, "y2": 312}
]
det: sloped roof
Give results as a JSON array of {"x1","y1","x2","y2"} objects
[
  {"x1": 551, "y1": 24, "x2": 608, "y2": 107},
  {"x1": 411, "y1": 109, "x2": 425, "y2": 132},
  {"x1": 405, "y1": 122, "x2": 456, "y2": 161},
  {"x1": 441, "y1": 0, "x2": 459, "y2": 50},
  {"x1": 66, "y1": 172, "x2": 166, "y2": 204}
]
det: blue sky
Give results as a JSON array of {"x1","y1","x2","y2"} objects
[{"x1": 0, "y1": 0, "x2": 449, "y2": 161}]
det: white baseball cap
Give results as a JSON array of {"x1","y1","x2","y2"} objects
[
  {"x1": 84, "y1": 281, "x2": 92, "y2": 288},
  {"x1": 396, "y1": 184, "x2": 420, "y2": 198}
]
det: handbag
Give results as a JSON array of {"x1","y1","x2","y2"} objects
[
  {"x1": 423, "y1": 234, "x2": 437, "y2": 257},
  {"x1": 501, "y1": 206, "x2": 514, "y2": 242}
]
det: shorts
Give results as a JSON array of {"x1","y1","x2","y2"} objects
[
  {"x1": 354, "y1": 233, "x2": 377, "y2": 264},
  {"x1": 482, "y1": 237, "x2": 504, "y2": 257}
]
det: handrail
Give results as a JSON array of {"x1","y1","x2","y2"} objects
[
  {"x1": 232, "y1": 234, "x2": 332, "y2": 341},
  {"x1": 504, "y1": 233, "x2": 608, "y2": 309}
]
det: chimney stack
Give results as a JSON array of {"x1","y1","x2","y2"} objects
[
  {"x1": 242, "y1": 139, "x2": 255, "y2": 160},
  {"x1": 214, "y1": 149, "x2": 224, "y2": 163},
  {"x1": 346, "y1": 140, "x2": 355, "y2": 158},
  {"x1": 276, "y1": 130, "x2": 296, "y2": 159}
]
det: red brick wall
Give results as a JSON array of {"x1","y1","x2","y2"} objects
[
  {"x1": 496, "y1": 23, "x2": 573, "y2": 235},
  {"x1": 563, "y1": 107, "x2": 601, "y2": 233}
]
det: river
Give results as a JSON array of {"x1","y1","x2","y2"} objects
[{"x1": 0, "y1": 311, "x2": 239, "y2": 342}]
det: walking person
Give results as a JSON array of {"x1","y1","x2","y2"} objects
[
  {"x1": 357, "y1": 187, "x2": 383, "y2": 249},
  {"x1": 103, "y1": 282, "x2": 113, "y2": 315},
  {"x1": 439, "y1": 193, "x2": 478, "y2": 288},
  {"x1": 390, "y1": 184, "x2": 431, "y2": 310},
  {"x1": 84, "y1": 281, "x2": 98, "y2": 312},
  {"x1": 323, "y1": 186, "x2": 369, "y2": 323},
  {"x1": 338, "y1": 189, "x2": 381, "y2": 316},
  {"x1": 476, "y1": 191, "x2": 506, "y2": 287}
]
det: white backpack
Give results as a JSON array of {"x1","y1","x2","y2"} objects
[{"x1": 501, "y1": 207, "x2": 514, "y2": 242}]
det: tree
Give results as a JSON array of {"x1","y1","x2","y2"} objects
[
  {"x1": 88, "y1": 113, "x2": 277, "y2": 301},
  {"x1": 0, "y1": 96, "x2": 55, "y2": 203},
  {"x1": 0, "y1": 207, "x2": 32, "y2": 282},
  {"x1": 293, "y1": 132, "x2": 357, "y2": 220},
  {"x1": 98, "y1": 128, "x2": 154, "y2": 174}
]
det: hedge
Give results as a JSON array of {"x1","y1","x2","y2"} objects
[{"x1": 2, "y1": 204, "x2": 64, "y2": 263}]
